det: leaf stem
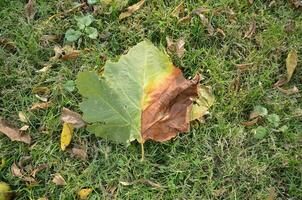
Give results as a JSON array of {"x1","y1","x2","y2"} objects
[{"x1": 140, "y1": 142, "x2": 145, "y2": 161}]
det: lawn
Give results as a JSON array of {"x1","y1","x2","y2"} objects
[{"x1": 0, "y1": 0, "x2": 302, "y2": 199}]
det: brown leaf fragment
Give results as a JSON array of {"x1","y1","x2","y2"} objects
[
  {"x1": 49, "y1": 45, "x2": 63, "y2": 61},
  {"x1": 119, "y1": 0, "x2": 145, "y2": 20},
  {"x1": 216, "y1": 28, "x2": 226, "y2": 37},
  {"x1": 192, "y1": 7, "x2": 210, "y2": 15},
  {"x1": 193, "y1": 11, "x2": 214, "y2": 35},
  {"x1": 22, "y1": 176, "x2": 37, "y2": 184},
  {"x1": 277, "y1": 86, "x2": 299, "y2": 95},
  {"x1": 52, "y1": 173, "x2": 66, "y2": 186},
  {"x1": 11, "y1": 163, "x2": 23, "y2": 177},
  {"x1": 61, "y1": 108, "x2": 85, "y2": 128},
  {"x1": 235, "y1": 63, "x2": 254, "y2": 71},
  {"x1": 31, "y1": 164, "x2": 48, "y2": 178},
  {"x1": 142, "y1": 69, "x2": 200, "y2": 142},
  {"x1": 50, "y1": 45, "x2": 80, "y2": 61},
  {"x1": 29, "y1": 102, "x2": 51, "y2": 110},
  {"x1": 32, "y1": 86, "x2": 51, "y2": 95},
  {"x1": 36, "y1": 63, "x2": 52, "y2": 73},
  {"x1": 18, "y1": 156, "x2": 32, "y2": 169},
  {"x1": 244, "y1": 21, "x2": 256, "y2": 38},
  {"x1": 24, "y1": 0, "x2": 36, "y2": 22},
  {"x1": 286, "y1": 49, "x2": 298, "y2": 82},
  {"x1": 19, "y1": 125, "x2": 29, "y2": 131},
  {"x1": 35, "y1": 94, "x2": 48, "y2": 102},
  {"x1": 0, "y1": 37, "x2": 17, "y2": 53},
  {"x1": 241, "y1": 117, "x2": 259, "y2": 127},
  {"x1": 18, "y1": 111, "x2": 28, "y2": 123},
  {"x1": 178, "y1": 15, "x2": 191, "y2": 23},
  {"x1": 0, "y1": 118, "x2": 31, "y2": 144},
  {"x1": 72, "y1": 148, "x2": 88, "y2": 160},
  {"x1": 176, "y1": 37, "x2": 185, "y2": 58},
  {"x1": 61, "y1": 51, "x2": 80, "y2": 61},
  {"x1": 171, "y1": 2, "x2": 184, "y2": 17},
  {"x1": 166, "y1": 36, "x2": 175, "y2": 53},
  {"x1": 273, "y1": 77, "x2": 287, "y2": 88}
]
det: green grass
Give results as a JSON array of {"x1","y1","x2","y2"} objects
[{"x1": 1, "y1": 0, "x2": 302, "y2": 199}]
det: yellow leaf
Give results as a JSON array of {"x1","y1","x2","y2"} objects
[
  {"x1": 77, "y1": 188, "x2": 93, "y2": 199},
  {"x1": 60, "y1": 123, "x2": 73, "y2": 151},
  {"x1": 286, "y1": 49, "x2": 298, "y2": 82}
]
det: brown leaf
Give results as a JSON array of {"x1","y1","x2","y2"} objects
[
  {"x1": 72, "y1": 148, "x2": 88, "y2": 160},
  {"x1": 49, "y1": 45, "x2": 80, "y2": 61},
  {"x1": 31, "y1": 164, "x2": 48, "y2": 178},
  {"x1": 18, "y1": 156, "x2": 32, "y2": 169},
  {"x1": 176, "y1": 37, "x2": 185, "y2": 58},
  {"x1": 36, "y1": 63, "x2": 52, "y2": 73},
  {"x1": 52, "y1": 173, "x2": 66, "y2": 186},
  {"x1": 22, "y1": 176, "x2": 37, "y2": 184},
  {"x1": 289, "y1": 0, "x2": 302, "y2": 8},
  {"x1": 277, "y1": 86, "x2": 299, "y2": 95},
  {"x1": 24, "y1": 0, "x2": 36, "y2": 22},
  {"x1": 0, "y1": 37, "x2": 17, "y2": 53},
  {"x1": 11, "y1": 163, "x2": 23, "y2": 177},
  {"x1": 142, "y1": 69, "x2": 200, "y2": 142},
  {"x1": 241, "y1": 117, "x2": 259, "y2": 127},
  {"x1": 195, "y1": 13, "x2": 214, "y2": 35},
  {"x1": 178, "y1": 15, "x2": 191, "y2": 23},
  {"x1": 273, "y1": 77, "x2": 287, "y2": 88},
  {"x1": 119, "y1": 0, "x2": 145, "y2": 20},
  {"x1": 0, "y1": 118, "x2": 31, "y2": 144},
  {"x1": 166, "y1": 36, "x2": 175, "y2": 53},
  {"x1": 235, "y1": 63, "x2": 254, "y2": 71},
  {"x1": 216, "y1": 28, "x2": 226, "y2": 37},
  {"x1": 244, "y1": 21, "x2": 256, "y2": 38},
  {"x1": 61, "y1": 51, "x2": 80, "y2": 61},
  {"x1": 61, "y1": 108, "x2": 85, "y2": 128},
  {"x1": 18, "y1": 111, "x2": 28, "y2": 123},
  {"x1": 35, "y1": 94, "x2": 48, "y2": 102},
  {"x1": 29, "y1": 102, "x2": 51, "y2": 110},
  {"x1": 171, "y1": 2, "x2": 184, "y2": 17},
  {"x1": 286, "y1": 49, "x2": 298, "y2": 82}
]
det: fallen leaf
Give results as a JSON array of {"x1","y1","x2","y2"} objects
[
  {"x1": 19, "y1": 125, "x2": 29, "y2": 131},
  {"x1": 193, "y1": 12, "x2": 214, "y2": 35},
  {"x1": 119, "y1": 0, "x2": 145, "y2": 20},
  {"x1": 18, "y1": 112, "x2": 28, "y2": 123},
  {"x1": 61, "y1": 123, "x2": 74, "y2": 151},
  {"x1": 119, "y1": 179, "x2": 161, "y2": 188},
  {"x1": 35, "y1": 94, "x2": 48, "y2": 102},
  {"x1": 11, "y1": 163, "x2": 23, "y2": 177},
  {"x1": 241, "y1": 117, "x2": 259, "y2": 127},
  {"x1": 216, "y1": 28, "x2": 226, "y2": 37},
  {"x1": 286, "y1": 49, "x2": 298, "y2": 82},
  {"x1": 277, "y1": 86, "x2": 299, "y2": 95},
  {"x1": 52, "y1": 173, "x2": 66, "y2": 186},
  {"x1": 267, "y1": 187, "x2": 276, "y2": 200},
  {"x1": 273, "y1": 77, "x2": 287, "y2": 88},
  {"x1": 72, "y1": 148, "x2": 88, "y2": 160},
  {"x1": 24, "y1": 0, "x2": 36, "y2": 22},
  {"x1": 171, "y1": 2, "x2": 184, "y2": 17},
  {"x1": 77, "y1": 188, "x2": 93, "y2": 199},
  {"x1": 178, "y1": 15, "x2": 191, "y2": 23},
  {"x1": 29, "y1": 102, "x2": 51, "y2": 110},
  {"x1": 166, "y1": 37, "x2": 186, "y2": 58},
  {"x1": 61, "y1": 108, "x2": 85, "y2": 128},
  {"x1": 30, "y1": 164, "x2": 48, "y2": 178},
  {"x1": 192, "y1": 7, "x2": 210, "y2": 15},
  {"x1": 50, "y1": 45, "x2": 80, "y2": 61},
  {"x1": 0, "y1": 118, "x2": 31, "y2": 144},
  {"x1": 18, "y1": 156, "x2": 32, "y2": 169},
  {"x1": 32, "y1": 86, "x2": 51, "y2": 95},
  {"x1": 22, "y1": 176, "x2": 37, "y2": 184},
  {"x1": 0, "y1": 37, "x2": 17, "y2": 53},
  {"x1": 61, "y1": 50, "x2": 80, "y2": 61},
  {"x1": 235, "y1": 63, "x2": 254, "y2": 71},
  {"x1": 76, "y1": 41, "x2": 213, "y2": 145},
  {"x1": 244, "y1": 21, "x2": 256, "y2": 38},
  {"x1": 36, "y1": 63, "x2": 52, "y2": 73}
]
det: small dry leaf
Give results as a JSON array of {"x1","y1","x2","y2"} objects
[
  {"x1": 18, "y1": 156, "x2": 32, "y2": 169},
  {"x1": 166, "y1": 36, "x2": 175, "y2": 53},
  {"x1": 171, "y1": 2, "x2": 184, "y2": 17},
  {"x1": 0, "y1": 37, "x2": 17, "y2": 53},
  {"x1": 273, "y1": 77, "x2": 287, "y2": 88},
  {"x1": 50, "y1": 45, "x2": 80, "y2": 61},
  {"x1": 216, "y1": 28, "x2": 226, "y2": 37},
  {"x1": 52, "y1": 173, "x2": 66, "y2": 186},
  {"x1": 119, "y1": 0, "x2": 145, "y2": 20},
  {"x1": 0, "y1": 118, "x2": 31, "y2": 144},
  {"x1": 235, "y1": 63, "x2": 254, "y2": 71},
  {"x1": 19, "y1": 125, "x2": 29, "y2": 131},
  {"x1": 36, "y1": 63, "x2": 52, "y2": 73},
  {"x1": 61, "y1": 108, "x2": 85, "y2": 128},
  {"x1": 22, "y1": 176, "x2": 37, "y2": 184},
  {"x1": 24, "y1": 0, "x2": 36, "y2": 22},
  {"x1": 61, "y1": 51, "x2": 80, "y2": 61},
  {"x1": 11, "y1": 163, "x2": 23, "y2": 177},
  {"x1": 241, "y1": 117, "x2": 259, "y2": 127},
  {"x1": 195, "y1": 13, "x2": 214, "y2": 35},
  {"x1": 277, "y1": 86, "x2": 299, "y2": 95},
  {"x1": 35, "y1": 94, "x2": 48, "y2": 102},
  {"x1": 60, "y1": 123, "x2": 74, "y2": 151},
  {"x1": 50, "y1": 45, "x2": 63, "y2": 61},
  {"x1": 244, "y1": 21, "x2": 256, "y2": 38},
  {"x1": 77, "y1": 188, "x2": 93, "y2": 200},
  {"x1": 178, "y1": 15, "x2": 191, "y2": 23},
  {"x1": 176, "y1": 37, "x2": 185, "y2": 58},
  {"x1": 29, "y1": 102, "x2": 51, "y2": 110},
  {"x1": 31, "y1": 164, "x2": 48, "y2": 178},
  {"x1": 18, "y1": 111, "x2": 28, "y2": 123},
  {"x1": 32, "y1": 86, "x2": 50, "y2": 95},
  {"x1": 72, "y1": 148, "x2": 88, "y2": 160},
  {"x1": 286, "y1": 49, "x2": 298, "y2": 82}
]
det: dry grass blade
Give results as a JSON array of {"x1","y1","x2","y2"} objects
[
  {"x1": 216, "y1": 28, "x2": 226, "y2": 37},
  {"x1": 119, "y1": 0, "x2": 145, "y2": 20},
  {"x1": 120, "y1": 179, "x2": 161, "y2": 188},
  {"x1": 235, "y1": 63, "x2": 254, "y2": 70},
  {"x1": 0, "y1": 118, "x2": 31, "y2": 144},
  {"x1": 178, "y1": 15, "x2": 191, "y2": 23},
  {"x1": 244, "y1": 21, "x2": 256, "y2": 38}
]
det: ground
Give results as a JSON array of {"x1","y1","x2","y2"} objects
[{"x1": 0, "y1": 0, "x2": 302, "y2": 199}]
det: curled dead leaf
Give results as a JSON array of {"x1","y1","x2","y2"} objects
[
  {"x1": 11, "y1": 163, "x2": 23, "y2": 177},
  {"x1": 277, "y1": 86, "x2": 299, "y2": 95},
  {"x1": 273, "y1": 77, "x2": 287, "y2": 88},
  {"x1": 50, "y1": 45, "x2": 80, "y2": 61},
  {"x1": 36, "y1": 63, "x2": 52, "y2": 73},
  {"x1": 194, "y1": 12, "x2": 214, "y2": 35},
  {"x1": 52, "y1": 173, "x2": 66, "y2": 186},
  {"x1": 244, "y1": 21, "x2": 256, "y2": 38},
  {"x1": 119, "y1": 0, "x2": 145, "y2": 20},
  {"x1": 60, "y1": 123, "x2": 74, "y2": 151},
  {"x1": 0, "y1": 118, "x2": 31, "y2": 144},
  {"x1": 72, "y1": 148, "x2": 87, "y2": 160},
  {"x1": 77, "y1": 188, "x2": 93, "y2": 200},
  {"x1": 216, "y1": 28, "x2": 226, "y2": 37},
  {"x1": 31, "y1": 164, "x2": 48, "y2": 178},
  {"x1": 61, "y1": 108, "x2": 85, "y2": 128},
  {"x1": 35, "y1": 94, "x2": 48, "y2": 102},
  {"x1": 29, "y1": 102, "x2": 51, "y2": 111},
  {"x1": 165, "y1": 37, "x2": 186, "y2": 59},
  {"x1": 241, "y1": 117, "x2": 259, "y2": 127},
  {"x1": 192, "y1": 7, "x2": 210, "y2": 15}
]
